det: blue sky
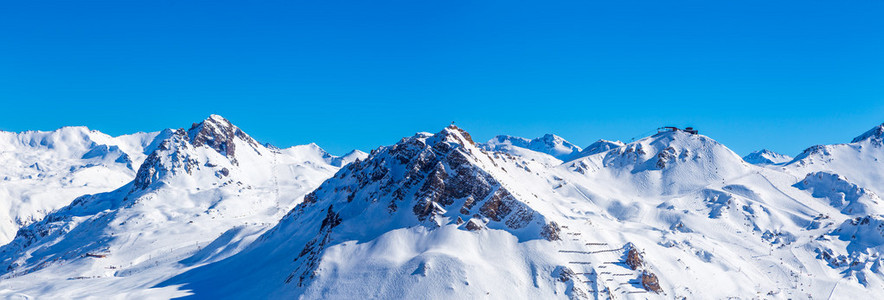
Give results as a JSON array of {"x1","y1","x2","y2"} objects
[{"x1": 1, "y1": 1, "x2": 883, "y2": 156}]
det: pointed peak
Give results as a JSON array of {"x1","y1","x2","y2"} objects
[
  {"x1": 190, "y1": 114, "x2": 234, "y2": 131},
  {"x1": 743, "y1": 149, "x2": 792, "y2": 165},
  {"x1": 344, "y1": 149, "x2": 368, "y2": 157},
  {"x1": 576, "y1": 139, "x2": 624, "y2": 158},
  {"x1": 186, "y1": 115, "x2": 258, "y2": 161},
  {"x1": 437, "y1": 124, "x2": 476, "y2": 146},
  {"x1": 483, "y1": 133, "x2": 580, "y2": 160},
  {"x1": 328, "y1": 149, "x2": 368, "y2": 167},
  {"x1": 851, "y1": 123, "x2": 884, "y2": 144},
  {"x1": 207, "y1": 114, "x2": 227, "y2": 122}
]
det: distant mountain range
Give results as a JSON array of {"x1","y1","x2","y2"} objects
[{"x1": 1, "y1": 116, "x2": 882, "y2": 299}]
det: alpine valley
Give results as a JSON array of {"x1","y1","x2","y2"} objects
[{"x1": 0, "y1": 115, "x2": 882, "y2": 299}]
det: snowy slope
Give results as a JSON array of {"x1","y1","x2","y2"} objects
[
  {"x1": 1, "y1": 121, "x2": 882, "y2": 299},
  {"x1": 576, "y1": 139, "x2": 624, "y2": 158},
  {"x1": 162, "y1": 126, "x2": 883, "y2": 299},
  {"x1": 784, "y1": 123, "x2": 884, "y2": 195},
  {"x1": 0, "y1": 115, "x2": 342, "y2": 298},
  {"x1": 484, "y1": 134, "x2": 582, "y2": 161},
  {"x1": 743, "y1": 149, "x2": 793, "y2": 165},
  {"x1": 0, "y1": 127, "x2": 168, "y2": 244},
  {"x1": 161, "y1": 125, "x2": 574, "y2": 298}
]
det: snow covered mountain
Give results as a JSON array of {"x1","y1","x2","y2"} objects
[
  {"x1": 163, "y1": 125, "x2": 882, "y2": 299},
  {"x1": 0, "y1": 115, "x2": 348, "y2": 298},
  {"x1": 743, "y1": 149, "x2": 793, "y2": 165},
  {"x1": 484, "y1": 134, "x2": 582, "y2": 161},
  {"x1": 784, "y1": 123, "x2": 884, "y2": 195},
  {"x1": 0, "y1": 127, "x2": 170, "y2": 244},
  {"x1": 1, "y1": 120, "x2": 883, "y2": 299},
  {"x1": 571, "y1": 139, "x2": 625, "y2": 160}
]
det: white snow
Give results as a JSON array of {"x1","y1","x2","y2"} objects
[
  {"x1": 1, "y1": 120, "x2": 882, "y2": 299},
  {"x1": 743, "y1": 149, "x2": 793, "y2": 165},
  {"x1": 484, "y1": 134, "x2": 583, "y2": 161},
  {"x1": 0, "y1": 127, "x2": 165, "y2": 244}
]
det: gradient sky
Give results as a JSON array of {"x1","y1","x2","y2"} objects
[{"x1": 2, "y1": 1, "x2": 883, "y2": 156}]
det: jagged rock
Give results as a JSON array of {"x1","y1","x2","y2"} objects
[
  {"x1": 216, "y1": 167, "x2": 230, "y2": 178},
  {"x1": 132, "y1": 130, "x2": 199, "y2": 192},
  {"x1": 641, "y1": 271, "x2": 663, "y2": 293},
  {"x1": 320, "y1": 206, "x2": 342, "y2": 230},
  {"x1": 446, "y1": 124, "x2": 475, "y2": 145},
  {"x1": 625, "y1": 243, "x2": 643, "y2": 270},
  {"x1": 479, "y1": 189, "x2": 514, "y2": 222},
  {"x1": 186, "y1": 114, "x2": 260, "y2": 164},
  {"x1": 504, "y1": 206, "x2": 534, "y2": 229},
  {"x1": 540, "y1": 221, "x2": 561, "y2": 241},
  {"x1": 553, "y1": 266, "x2": 576, "y2": 282},
  {"x1": 302, "y1": 125, "x2": 540, "y2": 231},
  {"x1": 552, "y1": 266, "x2": 589, "y2": 300},
  {"x1": 655, "y1": 147, "x2": 676, "y2": 169},
  {"x1": 465, "y1": 219, "x2": 485, "y2": 231}
]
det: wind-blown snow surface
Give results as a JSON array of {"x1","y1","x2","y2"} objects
[
  {"x1": 1, "y1": 120, "x2": 883, "y2": 299},
  {"x1": 0, "y1": 127, "x2": 169, "y2": 244},
  {"x1": 0, "y1": 115, "x2": 346, "y2": 298}
]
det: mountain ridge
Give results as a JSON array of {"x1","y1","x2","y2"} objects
[{"x1": 0, "y1": 119, "x2": 882, "y2": 299}]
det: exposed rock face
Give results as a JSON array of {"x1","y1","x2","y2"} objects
[
  {"x1": 131, "y1": 115, "x2": 263, "y2": 192},
  {"x1": 641, "y1": 271, "x2": 663, "y2": 293},
  {"x1": 624, "y1": 243, "x2": 643, "y2": 270},
  {"x1": 300, "y1": 125, "x2": 541, "y2": 230},
  {"x1": 552, "y1": 266, "x2": 589, "y2": 299},
  {"x1": 132, "y1": 129, "x2": 199, "y2": 191},
  {"x1": 819, "y1": 215, "x2": 884, "y2": 270},
  {"x1": 273, "y1": 125, "x2": 549, "y2": 289},
  {"x1": 540, "y1": 221, "x2": 561, "y2": 241},
  {"x1": 186, "y1": 114, "x2": 260, "y2": 164},
  {"x1": 553, "y1": 265, "x2": 576, "y2": 282},
  {"x1": 287, "y1": 205, "x2": 341, "y2": 287},
  {"x1": 464, "y1": 219, "x2": 485, "y2": 231}
]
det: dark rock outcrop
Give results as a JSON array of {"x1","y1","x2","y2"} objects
[
  {"x1": 186, "y1": 114, "x2": 260, "y2": 164},
  {"x1": 625, "y1": 243, "x2": 643, "y2": 270},
  {"x1": 540, "y1": 222, "x2": 561, "y2": 241},
  {"x1": 641, "y1": 271, "x2": 663, "y2": 293},
  {"x1": 465, "y1": 219, "x2": 485, "y2": 231}
]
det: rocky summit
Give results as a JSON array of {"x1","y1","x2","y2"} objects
[{"x1": 0, "y1": 117, "x2": 883, "y2": 299}]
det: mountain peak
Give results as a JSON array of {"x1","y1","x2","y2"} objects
[
  {"x1": 592, "y1": 129, "x2": 746, "y2": 190},
  {"x1": 851, "y1": 123, "x2": 884, "y2": 144},
  {"x1": 440, "y1": 124, "x2": 476, "y2": 146},
  {"x1": 577, "y1": 139, "x2": 624, "y2": 157},
  {"x1": 484, "y1": 133, "x2": 581, "y2": 160},
  {"x1": 743, "y1": 149, "x2": 793, "y2": 165},
  {"x1": 186, "y1": 115, "x2": 258, "y2": 161}
]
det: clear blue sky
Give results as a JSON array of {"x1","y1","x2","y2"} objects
[{"x1": 2, "y1": 1, "x2": 883, "y2": 156}]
